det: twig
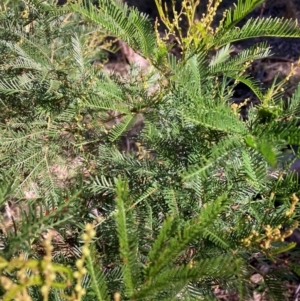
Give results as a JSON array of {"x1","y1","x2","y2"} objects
[{"x1": 293, "y1": 284, "x2": 300, "y2": 301}]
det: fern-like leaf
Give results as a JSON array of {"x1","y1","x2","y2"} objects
[{"x1": 70, "y1": 0, "x2": 157, "y2": 59}]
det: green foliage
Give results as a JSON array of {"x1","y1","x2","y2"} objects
[
  {"x1": 0, "y1": 0, "x2": 110, "y2": 199},
  {"x1": 1, "y1": 0, "x2": 300, "y2": 300}
]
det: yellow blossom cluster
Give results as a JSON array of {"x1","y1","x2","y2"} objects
[{"x1": 71, "y1": 223, "x2": 96, "y2": 301}]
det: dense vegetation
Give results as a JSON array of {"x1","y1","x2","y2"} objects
[{"x1": 1, "y1": 0, "x2": 300, "y2": 300}]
